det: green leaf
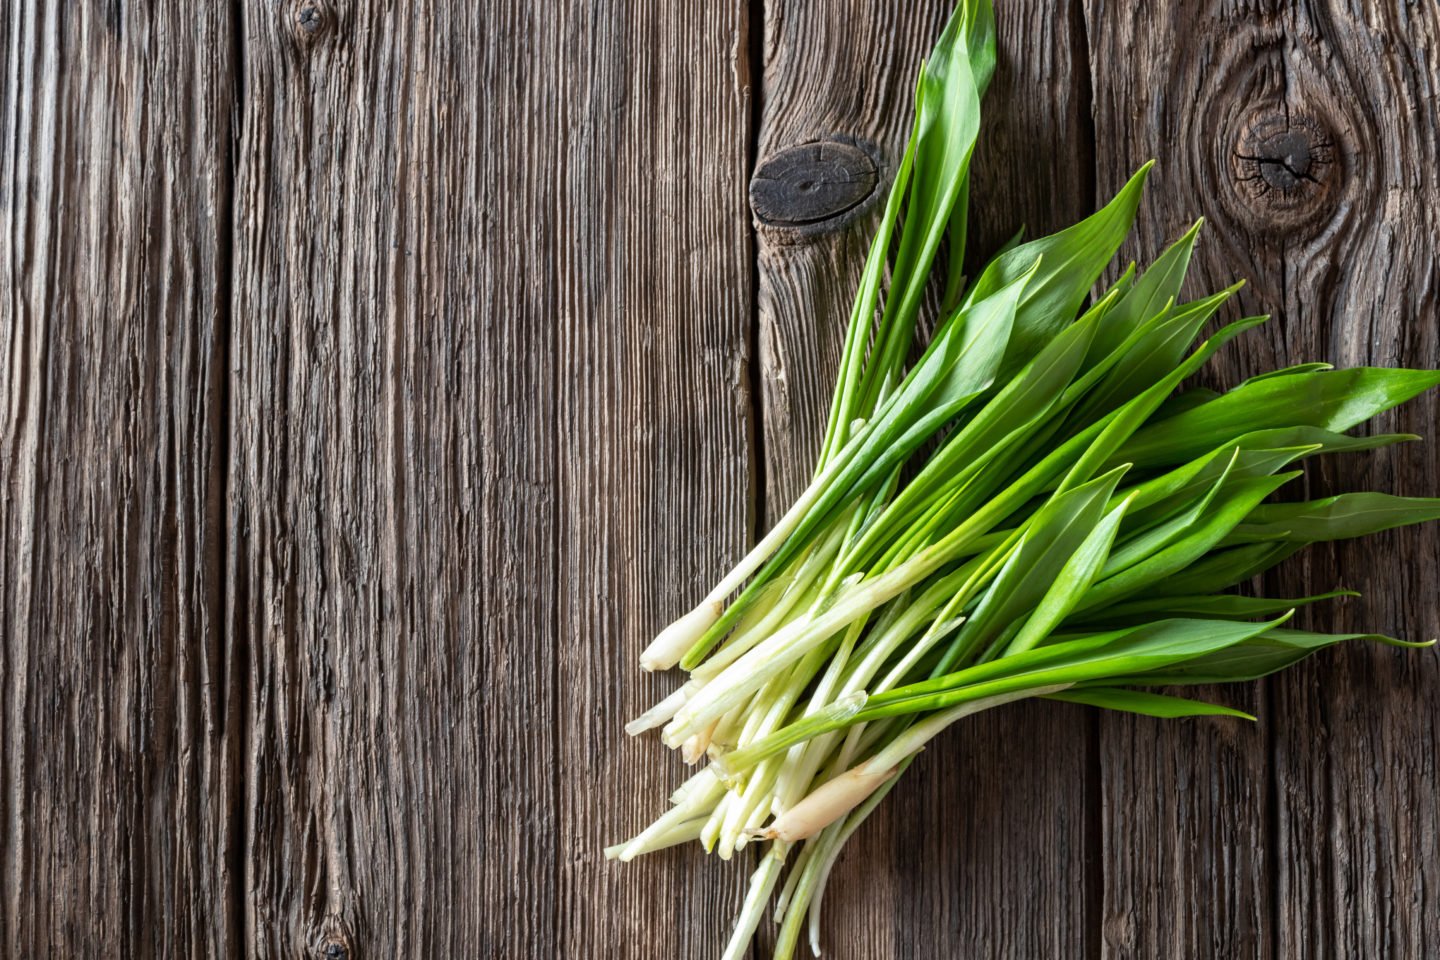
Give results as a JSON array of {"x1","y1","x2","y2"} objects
[
  {"x1": 1045, "y1": 687, "x2": 1255, "y2": 720},
  {"x1": 965, "y1": 163, "x2": 1154, "y2": 376},
  {"x1": 1222, "y1": 425, "x2": 1418, "y2": 459},
  {"x1": 1225, "y1": 493, "x2": 1440, "y2": 545},
  {"x1": 850, "y1": 285, "x2": 1099, "y2": 560},
  {"x1": 1085, "y1": 219, "x2": 1204, "y2": 362},
  {"x1": 1076, "y1": 472, "x2": 1300, "y2": 613},
  {"x1": 1154, "y1": 387, "x2": 1221, "y2": 420},
  {"x1": 1074, "y1": 283, "x2": 1241, "y2": 420},
  {"x1": 1115, "y1": 424, "x2": 1417, "y2": 530},
  {"x1": 1119, "y1": 443, "x2": 1313, "y2": 532},
  {"x1": 717, "y1": 616, "x2": 1289, "y2": 773},
  {"x1": 1142, "y1": 541, "x2": 1302, "y2": 597},
  {"x1": 1004, "y1": 498, "x2": 1131, "y2": 655},
  {"x1": 940, "y1": 174, "x2": 970, "y2": 312},
  {"x1": 1111, "y1": 628, "x2": 1434, "y2": 686},
  {"x1": 1100, "y1": 451, "x2": 1239, "y2": 578},
  {"x1": 865, "y1": 615, "x2": 1292, "y2": 719},
  {"x1": 1072, "y1": 589, "x2": 1356, "y2": 625},
  {"x1": 937, "y1": 465, "x2": 1129, "y2": 669},
  {"x1": 1239, "y1": 362, "x2": 1335, "y2": 384},
  {"x1": 710, "y1": 265, "x2": 1034, "y2": 650},
  {"x1": 859, "y1": 7, "x2": 988, "y2": 414},
  {"x1": 958, "y1": 0, "x2": 998, "y2": 94},
  {"x1": 1117, "y1": 367, "x2": 1440, "y2": 467},
  {"x1": 819, "y1": 114, "x2": 920, "y2": 466},
  {"x1": 1057, "y1": 316, "x2": 1268, "y2": 493}
]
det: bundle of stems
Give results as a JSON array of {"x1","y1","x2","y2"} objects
[{"x1": 611, "y1": 3, "x2": 1440, "y2": 957}]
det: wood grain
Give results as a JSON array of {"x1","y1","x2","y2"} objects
[
  {"x1": 5, "y1": 0, "x2": 1440, "y2": 956},
  {"x1": 552, "y1": 3, "x2": 757, "y2": 959},
  {"x1": 1086, "y1": 0, "x2": 1440, "y2": 956},
  {"x1": 227, "y1": 0, "x2": 754, "y2": 957},
  {"x1": 0, "y1": 1, "x2": 237, "y2": 956},
  {"x1": 229, "y1": 2, "x2": 562, "y2": 953},
  {"x1": 752, "y1": 2, "x2": 1100, "y2": 956},
  {"x1": 1258, "y1": 3, "x2": 1440, "y2": 957}
]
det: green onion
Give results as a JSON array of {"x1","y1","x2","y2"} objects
[{"x1": 612, "y1": 2, "x2": 1440, "y2": 956}]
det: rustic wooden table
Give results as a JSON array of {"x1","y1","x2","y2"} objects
[{"x1": 4, "y1": 1, "x2": 1438, "y2": 957}]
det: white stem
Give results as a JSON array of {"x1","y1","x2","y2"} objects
[
  {"x1": 682, "y1": 717, "x2": 720, "y2": 764},
  {"x1": 760, "y1": 765, "x2": 898, "y2": 843},
  {"x1": 615, "y1": 771, "x2": 725, "y2": 861},
  {"x1": 690, "y1": 524, "x2": 843, "y2": 683},
  {"x1": 865, "y1": 684, "x2": 1070, "y2": 772},
  {"x1": 766, "y1": 686, "x2": 1072, "y2": 844},
  {"x1": 640, "y1": 600, "x2": 724, "y2": 671},
  {"x1": 643, "y1": 460, "x2": 845, "y2": 673},
  {"x1": 718, "y1": 761, "x2": 777, "y2": 860},
  {"x1": 711, "y1": 463, "x2": 836, "y2": 599},
  {"x1": 625, "y1": 678, "x2": 701, "y2": 735},
  {"x1": 664, "y1": 559, "x2": 928, "y2": 746},
  {"x1": 669, "y1": 766, "x2": 719, "y2": 806},
  {"x1": 719, "y1": 844, "x2": 791, "y2": 960},
  {"x1": 772, "y1": 839, "x2": 820, "y2": 921},
  {"x1": 805, "y1": 764, "x2": 908, "y2": 955},
  {"x1": 604, "y1": 816, "x2": 707, "y2": 860}
]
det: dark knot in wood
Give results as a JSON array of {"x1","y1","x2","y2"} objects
[
  {"x1": 291, "y1": 0, "x2": 333, "y2": 46},
  {"x1": 1231, "y1": 111, "x2": 1337, "y2": 233},
  {"x1": 750, "y1": 137, "x2": 880, "y2": 232},
  {"x1": 314, "y1": 919, "x2": 354, "y2": 960},
  {"x1": 1246, "y1": 131, "x2": 1316, "y2": 190}
]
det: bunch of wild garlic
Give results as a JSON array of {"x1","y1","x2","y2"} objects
[{"x1": 611, "y1": 2, "x2": 1440, "y2": 957}]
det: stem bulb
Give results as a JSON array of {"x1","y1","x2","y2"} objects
[
  {"x1": 641, "y1": 600, "x2": 723, "y2": 671},
  {"x1": 760, "y1": 762, "x2": 898, "y2": 842}
]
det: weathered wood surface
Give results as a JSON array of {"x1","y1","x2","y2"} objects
[
  {"x1": 3, "y1": 1, "x2": 1437, "y2": 958},
  {"x1": 1087, "y1": 1, "x2": 1440, "y2": 956},
  {"x1": 1, "y1": 2, "x2": 237, "y2": 956}
]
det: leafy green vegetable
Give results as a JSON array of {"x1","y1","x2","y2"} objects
[{"x1": 616, "y1": 5, "x2": 1440, "y2": 959}]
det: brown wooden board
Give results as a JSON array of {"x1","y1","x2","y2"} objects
[
  {"x1": 1086, "y1": 0, "x2": 1440, "y2": 956},
  {"x1": 552, "y1": 3, "x2": 758, "y2": 958},
  {"x1": 228, "y1": 2, "x2": 563, "y2": 953},
  {"x1": 0, "y1": 2, "x2": 238, "y2": 956},
  {"x1": 4, "y1": 0, "x2": 1440, "y2": 957},
  {"x1": 226, "y1": 0, "x2": 755, "y2": 957}
]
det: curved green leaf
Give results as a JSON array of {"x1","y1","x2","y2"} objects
[{"x1": 1045, "y1": 687, "x2": 1255, "y2": 720}]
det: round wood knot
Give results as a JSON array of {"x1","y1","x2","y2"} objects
[
  {"x1": 291, "y1": 0, "x2": 334, "y2": 46},
  {"x1": 1230, "y1": 111, "x2": 1338, "y2": 233},
  {"x1": 750, "y1": 137, "x2": 880, "y2": 231},
  {"x1": 313, "y1": 920, "x2": 354, "y2": 960}
]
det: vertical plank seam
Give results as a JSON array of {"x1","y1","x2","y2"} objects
[
  {"x1": 221, "y1": 1, "x2": 249, "y2": 955},
  {"x1": 743, "y1": 1, "x2": 767, "y2": 955},
  {"x1": 1266, "y1": 49, "x2": 1294, "y2": 960},
  {"x1": 745, "y1": 0, "x2": 769, "y2": 543},
  {"x1": 0, "y1": 3, "x2": 56, "y2": 949},
  {"x1": 550, "y1": 7, "x2": 568, "y2": 951},
  {"x1": 1069, "y1": 0, "x2": 1103, "y2": 956},
  {"x1": 1266, "y1": 671, "x2": 1281, "y2": 960}
]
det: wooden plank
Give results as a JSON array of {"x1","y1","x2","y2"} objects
[
  {"x1": 1258, "y1": 3, "x2": 1440, "y2": 956},
  {"x1": 0, "y1": 2, "x2": 237, "y2": 956},
  {"x1": 228, "y1": 1, "x2": 754, "y2": 956},
  {"x1": 552, "y1": 3, "x2": 757, "y2": 959},
  {"x1": 1087, "y1": 1, "x2": 1440, "y2": 956},
  {"x1": 228, "y1": 3, "x2": 559, "y2": 954},
  {"x1": 1086, "y1": 7, "x2": 1276, "y2": 954},
  {"x1": 751, "y1": 2, "x2": 1099, "y2": 956}
]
